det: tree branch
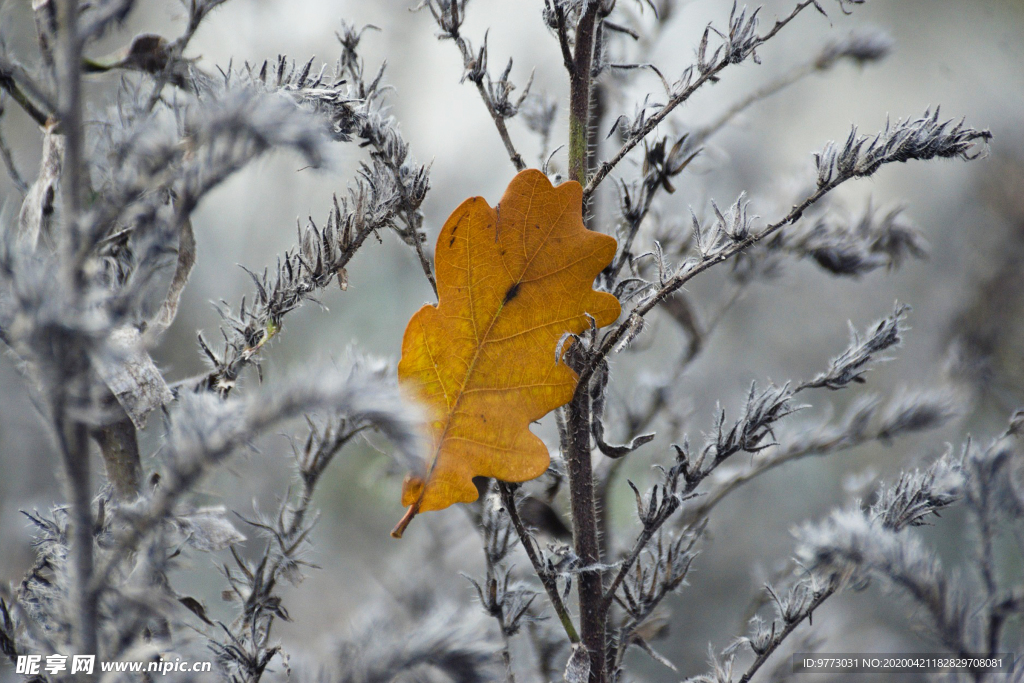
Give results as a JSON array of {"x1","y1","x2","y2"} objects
[
  {"x1": 688, "y1": 28, "x2": 892, "y2": 153},
  {"x1": 563, "y1": 4, "x2": 608, "y2": 679}
]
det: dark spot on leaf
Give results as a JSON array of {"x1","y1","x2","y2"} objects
[
  {"x1": 448, "y1": 217, "x2": 463, "y2": 247},
  {"x1": 503, "y1": 282, "x2": 521, "y2": 304}
]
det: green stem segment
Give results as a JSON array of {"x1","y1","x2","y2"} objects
[
  {"x1": 567, "y1": 4, "x2": 601, "y2": 186},
  {"x1": 569, "y1": 113, "x2": 589, "y2": 186}
]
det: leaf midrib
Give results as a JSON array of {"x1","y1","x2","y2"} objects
[{"x1": 423, "y1": 192, "x2": 565, "y2": 489}]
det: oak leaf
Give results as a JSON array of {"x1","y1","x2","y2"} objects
[{"x1": 393, "y1": 169, "x2": 620, "y2": 537}]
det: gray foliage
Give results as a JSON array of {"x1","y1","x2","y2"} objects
[{"x1": 0, "y1": 1, "x2": 1011, "y2": 683}]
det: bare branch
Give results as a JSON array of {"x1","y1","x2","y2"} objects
[
  {"x1": 0, "y1": 54, "x2": 54, "y2": 126},
  {"x1": 688, "y1": 28, "x2": 893, "y2": 151},
  {"x1": 498, "y1": 482, "x2": 581, "y2": 645},
  {"x1": 420, "y1": 0, "x2": 527, "y2": 172},
  {"x1": 584, "y1": 112, "x2": 989, "y2": 386},
  {"x1": 585, "y1": 0, "x2": 834, "y2": 198}
]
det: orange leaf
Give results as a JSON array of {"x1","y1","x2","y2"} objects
[{"x1": 392, "y1": 169, "x2": 620, "y2": 537}]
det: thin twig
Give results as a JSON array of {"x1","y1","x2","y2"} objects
[
  {"x1": 678, "y1": 417, "x2": 896, "y2": 528},
  {"x1": 688, "y1": 61, "x2": 816, "y2": 151},
  {"x1": 969, "y1": 448, "x2": 1002, "y2": 657},
  {"x1": 0, "y1": 118, "x2": 29, "y2": 193},
  {"x1": 581, "y1": 184, "x2": 832, "y2": 388},
  {"x1": 501, "y1": 638, "x2": 516, "y2": 683},
  {"x1": 286, "y1": 423, "x2": 367, "y2": 538},
  {"x1": 0, "y1": 57, "x2": 53, "y2": 126},
  {"x1": 603, "y1": 21, "x2": 640, "y2": 40},
  {"x1": 583, "y1": 1, "x2": 819, "y2": 198},
  {"x1": 479, "y1": 85, "x2": 527, "y2": 172},
  {"x1": 599, "y1": 484, "x2": 692, "y2": 618},
  {"x1": 600, "y1": 521, "x2": 660, "y2": 617},
  {"x1": 554, "y1": 3, "x2": 575, "y2": 76},
  {"x1": 450, "y1": 29, "x2": 526, "y2": 172},
  {"x1": 497, "y1": 482, "x2": 581, "y2": 644},
  {"x1": 409, "y1": 209, "x2": 438, "y2": 298},
  {"x1": 197, "y1": 194, "x2": 400, "y2": 392},
  {"x1": 737, "y1": 582, "x2": 837, "y2": 683}
]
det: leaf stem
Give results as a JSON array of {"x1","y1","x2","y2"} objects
[{"x1": 390, "y1": 500, "x2": 420, "y2": 539}]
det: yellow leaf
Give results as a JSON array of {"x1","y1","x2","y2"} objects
[{"x1": 393, "y1": 169, "x2": 620, "y2": 537}]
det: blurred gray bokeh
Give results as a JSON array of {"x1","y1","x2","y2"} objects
[{"x1": 1, "y1": 0, "x2": 1022, "y2": 680}]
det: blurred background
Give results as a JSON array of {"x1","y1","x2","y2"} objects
[{"x1": 1, "y1": 0, "x2": 1023, "y2": 680}]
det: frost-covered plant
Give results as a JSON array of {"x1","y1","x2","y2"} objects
[{"x1": 0, "y1": 1, "x2": 1006, "y2": 683}]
